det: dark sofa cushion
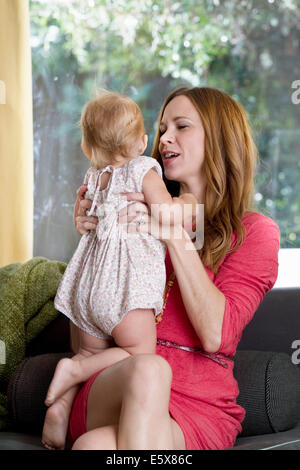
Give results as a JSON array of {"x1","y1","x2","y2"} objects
[
  {"x1": 7, "y1": 352, "x2": 72, "y2": 433},
  {"x1": 234, "y1": 350, "x2": 300, "y2": 437}
]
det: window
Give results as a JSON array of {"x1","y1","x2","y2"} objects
[{"x1": 30, "y1": 0, "x2": 300, "y2": 286}]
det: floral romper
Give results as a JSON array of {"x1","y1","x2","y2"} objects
[{"x1": 54, "y1": 155, "x2": 166, "y2": 339}]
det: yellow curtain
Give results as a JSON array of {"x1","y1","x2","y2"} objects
[{"x1": 0, "y1": 0, "x2": 33, "y2": 267}]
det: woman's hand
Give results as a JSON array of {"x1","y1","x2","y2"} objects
[
  {"x1": 118, "y1": 192, "x2": 150, "y2": 229},
  {"x1": 74, "y1": 185, "x2": 98, "y2": 235},
  {"x1": 118, "y1": 192, "x2": 184, "y2": 243}
]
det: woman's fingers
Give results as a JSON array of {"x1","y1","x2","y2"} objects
[
  {"x1": 118, "y1": 192, "x2": 148, "y2": 219},
  {"x1": 77, "y1": 185, "x2": 88, "y2": 200},
  {"x1": 76, "y1": 198, "x2": 98, "y2": 234},
  {"x1": 121, "y1": 192, "x2": 145, "y2": 203},
  {"x1": 78, "y1": 198, "x2": 92, "y2": 216},
  {"x1": 118, "y1": 201, "x2": 149, "y2": 220},
  {"x1": 75, "y1": 191, "x2": 147, "y2": 234},
  {"x1": 118, "y1": 211, "x2": 149, "y2": 227},
  {"x1": 119, "y1": 208, "x2": 183, "y2": 242},
  {"x1": 122, "y1": 215, "x2": 174, "y2": 242},
  {"x1": 74, "y1": 186, "x2": 98, "y2": 235},
  {"x1": 75, "y1": 216, "x2": 98, "y2": 235}
]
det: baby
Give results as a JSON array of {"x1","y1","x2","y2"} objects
[{"x1": 42, "y1": 90, "x2": 197, "y2": 450}]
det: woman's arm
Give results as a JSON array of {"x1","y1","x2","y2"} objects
[
  {"x1": 166, "y1": 227, "x2": 225, "y2": 353},
  {"x1": 166, "y1": 215, "x2": 280, "y2": 355}
]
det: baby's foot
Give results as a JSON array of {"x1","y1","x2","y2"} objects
[
  {"x1": 41, "y1": 398, "x2": 70, "y2": 450},
  {"x1": 45, "y1": 358, "x2": 81, "y2": 406}
]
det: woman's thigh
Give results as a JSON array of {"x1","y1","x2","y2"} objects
[
  {"x1": 85, "y1": 355, "x2": 132, "y2": 430},
  {"x1": 85, "y1": 354, "x2": 186, "y2": 450},
  {"x1": 72, "y1": 425, "x2": 118, "y2": 450}
]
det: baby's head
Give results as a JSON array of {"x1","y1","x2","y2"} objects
[{"x1": 80, "y1": 90, "x2": 148, "y2": 169}]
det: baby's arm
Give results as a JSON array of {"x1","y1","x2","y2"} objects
[{"x1": 142, "y1": 168, "x2": 198, "y2": 226}]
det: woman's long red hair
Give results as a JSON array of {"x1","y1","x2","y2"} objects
[{"x1": 152, "y1": 87, "x2": 259, "y2": 274}]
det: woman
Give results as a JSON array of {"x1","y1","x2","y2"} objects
[{"x1": 68, "y1": 86, "x2": 280, "y2": 450}]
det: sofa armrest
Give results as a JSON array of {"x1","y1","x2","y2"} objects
[
  {"x1": 237, "y1": 287, "x2": 300, "y2": 361},
  {"x1": 234, "y1": 350, "x2": 300, "y2": 437},
  {"x1": 7, "y1": 352, "x2": 72, "y2": 433}
]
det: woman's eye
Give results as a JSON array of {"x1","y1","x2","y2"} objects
[{"x1": 159, "y1": 125, "x2": 187, "y2": 135}]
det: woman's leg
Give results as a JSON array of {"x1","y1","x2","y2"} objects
[
  {"x1": 117, "y1": 354, "x2": 183, "y2": 450},
  {"x1": 73, "y1": 354, "x2": 185, "y2": 450},
  {"x1": 72, "y1": 425, "x2": 118, "y2": 450}
]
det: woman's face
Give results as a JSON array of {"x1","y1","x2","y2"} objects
[{"x1": 158, "y1": 95, "x2": 205, "y2": 184}]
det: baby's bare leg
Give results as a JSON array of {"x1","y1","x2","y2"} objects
[
  {"x1": 42, "y1": 345, "x2": 89, "y2": 450},
  {"x1": 45, "y1": 330, "x2": 130, "y2": 406},
  {"x1": 42, "y1": 311, "x2": 156, "y2": 450},
  {"x1": 42, "y1": 384, "x2": 80, "y2": 450},
  {"x1": 42, "y1": 330, "x2": 128, "y2": 450},
  {"x1": 112, "y1": 308, "x2": 157, "y2": 355}
]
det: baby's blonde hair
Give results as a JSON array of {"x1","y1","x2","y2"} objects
[{"x1": 80, "y1": 90, "x2": 145, "y2": 168}]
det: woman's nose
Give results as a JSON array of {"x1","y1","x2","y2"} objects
[{"x1": 160, "y1": 129, "x2": 175, "y2": 144}]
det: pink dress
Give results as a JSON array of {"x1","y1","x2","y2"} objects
[
  {"x1": 54, "y1": 156, "x2": 166, "y2": 339},
  {"x1": 68, "y1": 211, "x2": 280, "y2": 450}
]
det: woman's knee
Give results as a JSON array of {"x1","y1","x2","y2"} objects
[
  {"x1": 72, "y1": 425, "x2": 118, "y2": 450},
  {"x1": 72, "y1": 433, "x2": 91, "y2": 450},
  {"x1": 126, "y1": 354, "x2": 172, "y2": 403}
]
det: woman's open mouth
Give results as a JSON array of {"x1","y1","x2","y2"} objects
[{"x1": 163, "y1": 152, "x2": 180, "y2": 165}]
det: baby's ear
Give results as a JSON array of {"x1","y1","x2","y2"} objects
[{"x1": 140, "y1": 134, "x2": 148, "y2": 154}]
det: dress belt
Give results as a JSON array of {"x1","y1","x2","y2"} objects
[{"x1": 156, "y1": 338, "x2": 233, "y2": 369}]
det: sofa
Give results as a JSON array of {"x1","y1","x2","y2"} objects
[{"x1": 1, "y1": 286, "x2": 300, "y2": 450}]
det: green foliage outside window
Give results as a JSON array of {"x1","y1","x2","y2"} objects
[{"x1": 29, "y1": 0, "x2": 300, "y2": 260}]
